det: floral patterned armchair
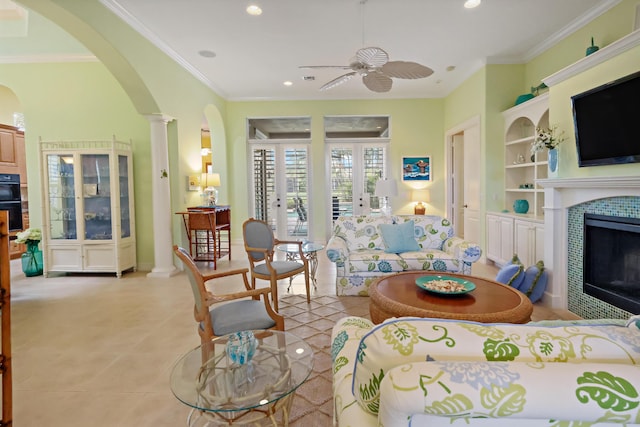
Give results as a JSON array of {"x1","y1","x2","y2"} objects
[
  {"x1": 326, "y1": 215, "x2": 482, "y2": 296},
  {"x1": 332, "y1": 316, "x2": 640, "y2": 427}
]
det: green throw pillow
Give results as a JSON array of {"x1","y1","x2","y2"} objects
[{"x1": 379, "y1": 220, "x2": 421, "y2": 253}]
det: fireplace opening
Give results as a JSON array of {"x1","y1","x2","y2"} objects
[{"x1": 583, "y1": 213, "x2": 640, "y2": 314}]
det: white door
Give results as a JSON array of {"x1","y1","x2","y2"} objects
[
  {"x1": 446, "y1": 118, "x2": 481, "y2": 245},
  {"x1": 462, "y1": 125, "x2": 481, "y2": 244},
  {"x1": 327, "y1": 143, "x2": 389, "y2": 224},
  {"x1": 249, "y1": 143, "x2": 311, "y2": 240},
  {"x1": 451, "y1": 133, "x2": 465, "y2": 235}
]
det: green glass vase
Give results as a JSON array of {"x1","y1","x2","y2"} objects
[{"x1": 21, "y1": 240, "x2": 43, "y2": 277}]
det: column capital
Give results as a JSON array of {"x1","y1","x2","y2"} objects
[{"x1": 144, "y1": 113, "x2": 175, "y2": 124}]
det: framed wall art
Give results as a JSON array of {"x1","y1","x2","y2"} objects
[{"x1": 402, "y1": 156, "x2": 431, "y2": 181}]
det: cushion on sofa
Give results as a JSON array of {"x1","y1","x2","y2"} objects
[
  {"x1": 379, "y1": 220, "x2": 421, "y2": 253},
  {"x1": 352, "y1": 317, "x2": 640, "y2": 416}
]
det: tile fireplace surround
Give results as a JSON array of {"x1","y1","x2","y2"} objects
[{"x1": 539, "y1": 176, "x2": 640, "y2": 317}]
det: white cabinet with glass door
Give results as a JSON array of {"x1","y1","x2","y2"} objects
[{"x1": 40, "y1": 138, "x2": 136, "y2": 277}]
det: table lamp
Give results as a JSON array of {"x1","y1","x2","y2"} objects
[
  {"x1": 375, "y1": 178, "x2": 397, "y2": 216},
  {"x1": 412, "y1": 189, "x2": 430, "y2": 215},
  {"x1": 201, "y1": 172, "x2": 221, "y2": 206}
]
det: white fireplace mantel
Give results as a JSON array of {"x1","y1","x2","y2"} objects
[{"x1": 537, "y1": 176, "x2": 640, "y2": 309}]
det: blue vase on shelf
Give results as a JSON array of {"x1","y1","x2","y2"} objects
[
  {"x1": 21, "y1": 240, "x2": 43, "y2": 277},
  {"x1": 513, "y1": 199, "x2": 529, "y2": 214},
  {"x1": 548, "y1": 148, "x2": 558, "y2": 174}
]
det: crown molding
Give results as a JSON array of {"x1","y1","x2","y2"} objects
[
  {"x1": 543, "y1": 29, "x2": 640, "y2": 87},
  {"x1": 523, "y1": 0, "x2": 622, "y2": 62},
  {"x1": 0, "y1": 54, "x2": 97, "y2": 63},
  {"x1": 99, "y1": 0, "x2": 227, "y2": 98}
]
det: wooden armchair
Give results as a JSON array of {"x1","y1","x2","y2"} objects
[
  {"x1": 173, "y1": 245, "x2": 284, "y2": 344},
  {"x1": 242, "y1": 218, "x2": 310, "y2": 311}
]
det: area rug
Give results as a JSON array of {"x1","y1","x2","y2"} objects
[{"x1": 277, "y1": 294, "x2": 371, "y2": 427}]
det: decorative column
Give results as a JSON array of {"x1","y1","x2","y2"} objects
[{"x1": 146, "y1": 114, "x2": 178, "y2": 278}]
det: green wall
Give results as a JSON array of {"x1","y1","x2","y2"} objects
[
  {"x1": 549, "y1": 43, "x2": 640, "y2": 178},
  {"x1": 227, "y1": 98, "x2": 444, "y2": 239},
  {"x1": 0, "y1": 62, "x2": 153, "y2": 266}
]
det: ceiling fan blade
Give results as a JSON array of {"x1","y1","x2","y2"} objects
[
  {"x1": 320, "y1": 72, "x2": 357, "y2": 91},
  {"x1": 363, "y1": 72, "x2": 393, "y2": 93},
  {"x1": 356, "y1": 47, "x2": 389, "y2": 68},
  {"x1": 381, "y1": 61, "x2": 434, "y2": 79},
  {"x1": 299, "y1": 65, "x2": 353, "y2": 70}
]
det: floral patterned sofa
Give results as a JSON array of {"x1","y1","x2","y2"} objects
[
  {"x1": 331, "y1": 315, "x2": 640, "y2": 427},
  {"x1": 326, "y1": 215, "x2": 482, "y2": 296}
]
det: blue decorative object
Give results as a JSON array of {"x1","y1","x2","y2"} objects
[
  {"x1": 548, "y1": 148, "x2": 558, "y2": 173},
  {"x1": 226, "y1": 331, "x2": 257, "y2": 365},
  {"x1": 495, "y1": 263, "x2": 525, "y2": 288},
  {"x1": 586, "y1": 37, "x2": 599, "y2": 56},
  {"x1": 21, "y1": 240, "x2": 43, "y2": 277},
  {"x1": 521, "y1": 261, "x2": 548, "y2": 303},
  {"x1": 513, "y1": 199, "x2": 529, "y2": 214},
  {"x1": 514, "y1": 93, "x2": 534, "y2": 105}
]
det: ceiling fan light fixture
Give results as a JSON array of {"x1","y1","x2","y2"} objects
[
  {"x1": 246, "y1": 4, "x2": 262, "y2": 15},
  {"x1": 464, "y1": 0, "x2": 481, "y2": 9}
]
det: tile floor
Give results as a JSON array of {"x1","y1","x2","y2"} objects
[{"x1": 7, "y1": 244, "x2": 577, "y2": 426}]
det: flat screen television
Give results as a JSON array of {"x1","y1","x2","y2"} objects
[{"x1": 571, "y1": 70, "x2": 640, "y2": 167}]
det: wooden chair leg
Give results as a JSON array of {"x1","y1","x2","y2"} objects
[{"x1": 271, "y1": 277, "x2": 279, "y2": 312}]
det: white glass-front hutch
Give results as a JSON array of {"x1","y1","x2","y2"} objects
[{"x1": 40, "y1": 137, "x2": 136, "y2": 277}]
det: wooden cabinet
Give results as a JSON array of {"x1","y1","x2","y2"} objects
[
  {"x1": 0, "y1": 124, "x2": 24, "y2": 174},
  {"x1": 486, "y1": 213, "x2": 515, "y2": 265},
  {"x1": 502, "y1": 93, "x2": 549, "y2": 217},
  {"x1": 40, "y1": 138, "x2": 136, "y2": 277},
  {"x1": 486, "y1": 213, "x2": 545, "y2": 267}
]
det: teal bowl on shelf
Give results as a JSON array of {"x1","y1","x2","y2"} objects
[
  {"x1": 514, "y1": 93, "x2": 534, "y2": 105},
  {"x1": 513, "y1": 199, "x2": 529, "y2": 214}
]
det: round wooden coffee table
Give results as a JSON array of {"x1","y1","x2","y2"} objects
[{"x1": 369, "y1": 271, "x2": 533, "y2": 324}]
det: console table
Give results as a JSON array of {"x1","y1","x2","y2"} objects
[{"x1": 176, "y1": 205, "x2": 231, "y2": 269}]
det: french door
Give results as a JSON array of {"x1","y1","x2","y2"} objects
[
  {"x1": 327, "y1": 142, "x2": 389, "y2": 226},
  {"x1": 249, "y1": 142, "x2": 311, "y2": 240}
]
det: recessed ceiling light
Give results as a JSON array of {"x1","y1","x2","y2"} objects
[
  {"x1": 283, "y1": 81, "x2": 293, "y2": 86},
  {"x1": 446, "y1": 65, "x2": 456, "y2": 72},
  {"x1": 246, "y1": 4, "x2": 262, "y2": 15},
  {"x1": 198, "y1": 50, "x2": 216, "y2": 58},
  {"x1": 464, "y1": 0, "x2": 481, "y2": 8}
]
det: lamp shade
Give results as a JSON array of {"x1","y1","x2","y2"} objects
[
  {"x1": 375, "y1": 178, "x2": 398, "y2": 197},
  {"x1": 412, "y1": 189, "x2": 430, "y2": 203},
  {"x1": 201, "y1": 172, "x2": 221, "y2": 187}
]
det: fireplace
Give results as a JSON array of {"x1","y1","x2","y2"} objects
[{"x1": 583, "y1": 213, "x2": 640, "y2": 314}]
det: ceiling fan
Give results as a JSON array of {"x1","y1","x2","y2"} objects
[{"x1": 299, "y1": 46, "x2": 434, "y2": 93}]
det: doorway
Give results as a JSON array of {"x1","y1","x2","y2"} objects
[
  {"x1": 247, "y1": 117, "x2": 312, "y2": 241},
  {"x1": 445, "y1": 116, "x2": 481, "y2": 246}
]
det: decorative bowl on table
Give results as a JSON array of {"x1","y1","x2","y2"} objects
[{"x1": 415, "y1": 275, "x2": 476, "y2": 295}]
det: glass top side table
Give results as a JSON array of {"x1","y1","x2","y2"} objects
[
  {"x1": 276, "y1": 242, "x2": 325, "y2": 289},
  {"x1": 170, "y1": 330, "x2": 313, "y2": 426}
]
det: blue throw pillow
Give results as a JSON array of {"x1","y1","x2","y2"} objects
[
  {"x1": 495, "y1": 263, "x2": 525, "y2": 288},
  {"x1": 521, "y1": 260, "x2": 548, "y2": 303},
  {"x1": 379, "y1": 220, "x2": 421, "y2": 253}
]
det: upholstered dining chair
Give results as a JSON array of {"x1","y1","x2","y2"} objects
[
  {"x1": 242, "y1": 218, "x2": 310, "y2": 311},
  {"x1": 173, "y1": 245, "x2": 284, "y2": 344}
]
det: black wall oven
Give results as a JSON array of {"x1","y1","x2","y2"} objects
[{"x1": 0, "y1": 173, "x2": 23, "y2": 231}]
